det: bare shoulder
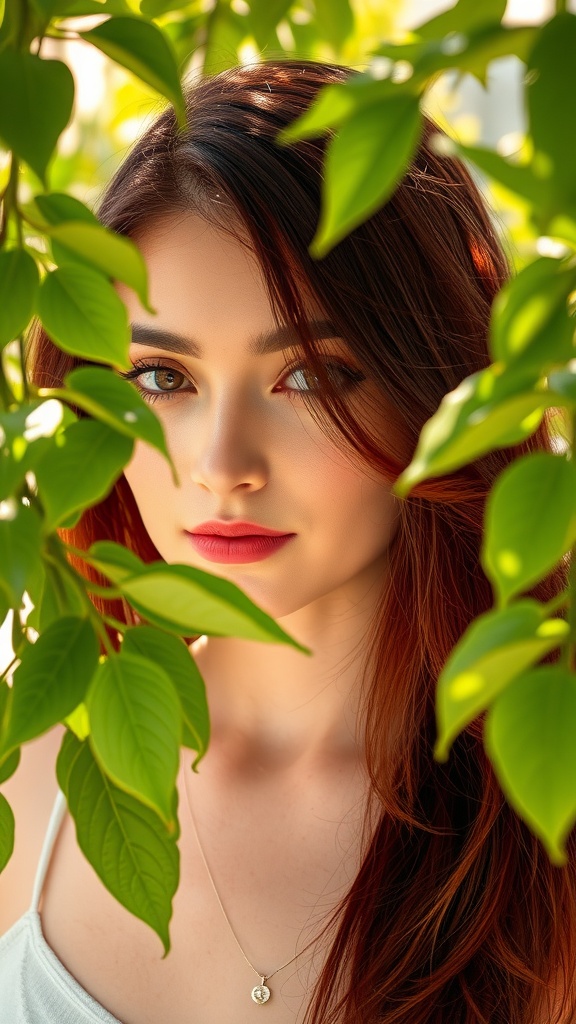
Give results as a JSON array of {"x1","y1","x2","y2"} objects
[{"x1": 0, "y1": 725, "x2": 65, "y2": 937}]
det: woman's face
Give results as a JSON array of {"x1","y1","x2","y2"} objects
[{"x1": 118, "y1": 213, "x2": 402, "y2": 622}]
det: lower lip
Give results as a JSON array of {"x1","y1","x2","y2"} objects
[{"x1": 186, "y1": 533, "x2": 295, "y2": 564}]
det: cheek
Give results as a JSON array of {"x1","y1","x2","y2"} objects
[{"x1": 123, "y1": 440, "x2": 176, "y2": 516}]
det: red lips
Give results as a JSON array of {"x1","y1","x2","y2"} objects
[{"x1": 190, "y1": 520, "x2": 290, "y2": 538}]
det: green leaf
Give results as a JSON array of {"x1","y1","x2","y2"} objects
[
  {"x1": 61, "y1": 366, "x2": 174, "y2": 474},
  {"x1": 52, "y1": 0, "x2": 132, "y2": 14},
  {"x1": 528, "y1": 13, "x2": 576, "y2": 212},
  {"x1": 57, "y1": 732, "x2": 178, "y2": 955},
  {"x1": 0, "y1": 793, "x2": 14, "y2": 873},
  {"x1": 456, "y1": 143, "x2": 546, "y2": 209},
  {"x1": 26, "y1": 194, "x2": 151, "y2": 307},
  {"x1": 1, "y1": 617, "x2": 99, "y2": 757},
  {"x1": 372, "y1": 24, "x2": 536, "y2": 91},
  {"x1": 0, "y1": 249, "x2": 40, "y2": 349},
  {"x1": 0, "y1": 0, "x2": 25, "y2": 51},
  {"x1": 277, "y1": 78, "x2": 388, "y2": 145},
  {"x1": 0, "y1": 746, "x2": 20, "y2": 784},
  {"x1": 123, "y1": 626, "x2": 209, "y2": 769},
  {"x1": 549, "y1": 366, "x2": 576, "y2": 404},
  {"x1": 86, "y1": 650, "x2": 181, "y2": 827},
  {"x1": 37, "y1": 264, "x2": 131, "y2": 369},
  {"x1": 435, "y1": 600, "x2": 568, "y2": 761},
  {"x1": 31, "y1": 192, "x2": 98, "y2": 226},
  {"x1": 34, "y1": 419, "x2": 133, "y2": 531},
  {"x1": 482, "y1": 453, "x2": 576, "y2": 607},
  {"x1": 0, "y1": 53, "x2": 74, "y2": 182},
  {"x1": 85, "y1": 540, "x2": 309, "y2": 651},
  {"x1": 248, "y1": 0, "x2": 291, "y2": 49},
  {"x1": 414, "y1": 0, "x2": 507, "y2": 39},
  {"x1": 88, "y1": 551, "x2": 311, "y2": 652},
  {"x1": 83, "y1": 539, "x2": 144, "y2": 583},
  {"x1": 393, "y1": 366, "x2": 563, "y2": 496},
  {"x1": 80, "y1": 16, "x2": 185, "y2": 126},
  {"x1": 313, "y1": 0, "x2": 354, "y2": 50},
  {"x1": 0, "y1": 413, "x2": 58, "y2": 503},
  {"x1": 139, "y1": 0, "x2": 196, "y2": 16},
  {"x1": 202, "y1": 2, "x2": 247, "y2": 76},
  {"x1": 25, "y1": 556, "x2": 87, "y2": 633},
  {"x1": 64, "y1": 701, "x2": 90, "y2": 740},
  {"x1": 310, "y1": 96, "x2": 422, "y2": 258},
  {"x1": 490, "y1": 257, "x2": 576, "y2": 376},
  {"x1": 48, "y1": 222, "x2": 152, "y2": 313},
  {"x1": 0, "y1": 684, "x2": 20, "y2": 783},
  {"x1": 0, "y1": 500, "x2": 43, "y2": 607},
  {"x1": 484, "y1": 666, "x2": 576, "y2": 865}
]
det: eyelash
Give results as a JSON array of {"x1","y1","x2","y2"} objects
[{"x1": 118, "y1": 357, "x2": 366, "y2": 405}]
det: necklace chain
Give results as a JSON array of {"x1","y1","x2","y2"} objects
[{"x1": 182, "y1": 759, "x2": 312, "y2": 995}]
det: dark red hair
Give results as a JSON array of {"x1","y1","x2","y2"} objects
[{"x1": 30, "y1": 59, "x2": 575, "y2": 1023}]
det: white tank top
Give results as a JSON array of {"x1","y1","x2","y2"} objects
[{"x1": 0, "y1": 789, "x2": 122, "y2": 1023}]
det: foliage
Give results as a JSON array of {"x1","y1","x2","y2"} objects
[{"x1": 1, "y1": 0, "x2": 575, "y2": 952}]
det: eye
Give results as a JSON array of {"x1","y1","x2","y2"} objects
[
  {"x1": 280, "y1": 361, "x2": 365, "y2": 396},
  {"x1": 118, "y1": 357, "x2": 365, "y2": 403},
  {"x1": 118, "y1": 360, "x2": 191, "y2": 403}
]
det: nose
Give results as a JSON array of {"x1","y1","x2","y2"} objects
[{"x1": 186, "y1": 392, "x2": 268, "y2": 496}]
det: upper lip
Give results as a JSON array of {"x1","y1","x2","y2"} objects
[{"x1": 189, "y1": 520, "x2": 292, "y2": 537}]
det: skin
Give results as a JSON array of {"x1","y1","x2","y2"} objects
[
  {"x1": 13, "y1": 212, "x2": 404, "y2": 1024},
  {"x1": 118, "y1": 212, "x2": 403, "y2": 771}
]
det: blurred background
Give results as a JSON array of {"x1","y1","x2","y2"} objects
[{"x1": 0, "y1": 0, "x2": 570, "y2": 670}]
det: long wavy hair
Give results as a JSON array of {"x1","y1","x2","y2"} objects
[{"x1": 29, "y1": 59, "x2": 576, "y2": 1024}]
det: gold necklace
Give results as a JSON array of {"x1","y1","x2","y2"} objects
[{"x1": 182, "y1": 763, "x2": 314, "y2": 1005}]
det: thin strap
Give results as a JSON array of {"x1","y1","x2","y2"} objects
[{"x1": 30, "y1": 789, "x2": 68, "y2": 913}]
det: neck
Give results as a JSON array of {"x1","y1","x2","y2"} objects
[{"x1": 191, "y1": 572, "x2": 379, "y2": 776}]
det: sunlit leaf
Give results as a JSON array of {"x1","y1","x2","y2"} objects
[
  {"x1": 59, "y1": 366, "x2": 174, "y2": 474},
  {"x1": 393, "y1": 365, "x2": 564, "y2": 496},
  {"x1": 414, "y1": 0, "x2": 507, "y2": 38},
  {"x1": 37, "y1": 264, "x2": 131, "y2": 369},
  {"x1": 483, "y1": 453, "x2": 576, "y2": 607},
  {"x1": 87, "y1": 650, "x2": 181, "y2": 827},
  {"x1": 87, "y1": 548, "x2": 311, "y2": 653},
  {"x1": 277, "y1": 77, "x2": 388, "y2": 144},
  {"x1": 0, "y1": 53, "x2": 73, "y2": 182},
  {"x1": 435, "y1": 599, "x2": 568, "y2": 761},
  {"x1": 48, "y1": 222, "x2": 152, "y2": 312},
  {"x1": 1, "y1": 617, "x2": 99, "y2": 756},
  {"x1": 485, "y1": 666, "x2": 576, "y2": 865},
  {"x1": 0, "y1": 249, "x2": 39, "y2": 349},
  {"x1": 490, "y1": 257, "x2": 576, "y2": 375},
  {"x1": 34, "y1": 419, "x2": 133, "y2": 531},
  {"x1": 57, "y1": 732, "x2": 178, "y2": 954},
  {"x1": 82, "y1": 539, "x2": 144, "y2": 583},
  {"x1": 311, "y1": 95, "x2": 422, "y2": 257},
  {"x1": 123, "y1": 626, "x2": 209, "y2": 769}
]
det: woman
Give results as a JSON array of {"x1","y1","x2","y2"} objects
[{"x1": 0, "y1": 59, "x2": 574, "y2": 1024}]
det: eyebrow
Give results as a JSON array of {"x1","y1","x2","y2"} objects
[{"x1": 129, "y1": 320, "x2": 341, "y2": 357}]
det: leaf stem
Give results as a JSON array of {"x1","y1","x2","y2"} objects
[
  {"x1": 1, "y1": 652, "x2": 19, "y2": 684},
  {"x1": 45, "y1": 540, "x2": 116, "y2": 657}
]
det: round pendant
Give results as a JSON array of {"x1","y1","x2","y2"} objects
[{"x1": 251, "y1": 983, "x2": 271, "y2": 1005}]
